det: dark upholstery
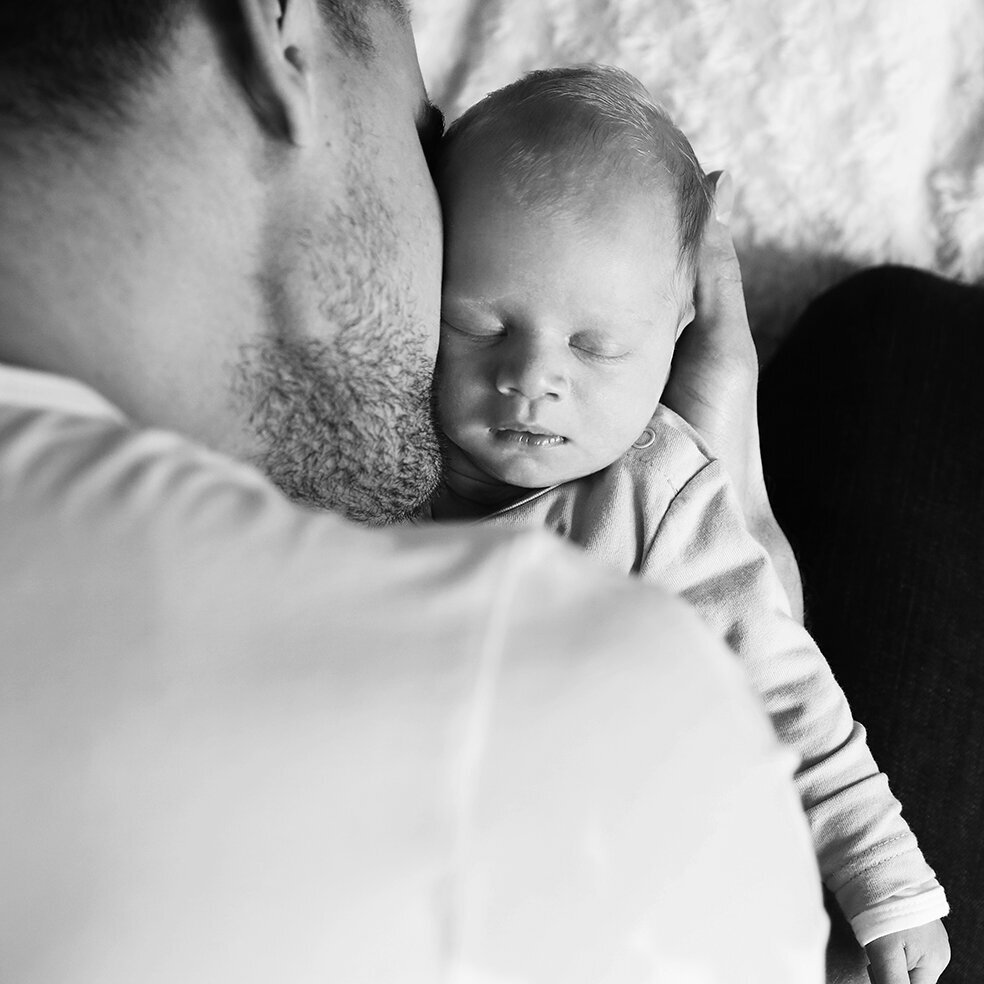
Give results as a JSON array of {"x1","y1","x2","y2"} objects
[{"x1": 760, "y1": 266, "x2": 984, "y2": 983}]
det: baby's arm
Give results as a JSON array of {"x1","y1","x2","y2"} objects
[
  {"x1": 659, "y1": 176, "x2": 945, "y2": 978},
  {"x1": 639, "y1": 457, "x2": 949, "y2": 951}
]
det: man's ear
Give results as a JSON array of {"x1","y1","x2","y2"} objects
[{"x1": 235, "y1": 0, "x2": 317, "y2": 147}]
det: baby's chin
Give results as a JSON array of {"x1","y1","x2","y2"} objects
[
  {"x1": 448, "y1": 429, "x2": 622, "y2": 491},
  {"x1": 473, "y1": 450, "x2": 601, "y2": 492}
]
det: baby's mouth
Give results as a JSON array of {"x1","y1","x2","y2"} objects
[{"x1": 491, "y1": 425, "x2": 566, "y2": 447}]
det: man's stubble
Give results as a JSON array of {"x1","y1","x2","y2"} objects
[{"x1": 235, "y1": 141, "x2": 443, "y2": 526}]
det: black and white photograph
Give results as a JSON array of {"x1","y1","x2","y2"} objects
[{"x1": 2, "y1": 1, "x2": 981, "y2": 981}]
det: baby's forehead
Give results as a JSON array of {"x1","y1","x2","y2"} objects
[
  {"x1": 450, "y1": 105, "x2": 677, "y2": 183},
  {"x1": 441, "y1": 173, "x2": 688, "y2": 324},
  {"x1": 446, "y1": 109, "x2": 679, "y2": 233},
  {"x1": 445, "y1": 127, "x2": 682, "y2": 260}
]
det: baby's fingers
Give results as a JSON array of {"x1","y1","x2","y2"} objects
[
  {"x1": 865, "y1": 920, "x2": 950, "y2": 984},
  {"x1": 865, "y1": 939, "x2": 909, "y2": 984}
]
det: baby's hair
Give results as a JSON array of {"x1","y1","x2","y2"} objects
[{"x1": 440, "y1": 65, "x2": 712, "y2": 282}]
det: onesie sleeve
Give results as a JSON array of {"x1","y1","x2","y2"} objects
[{"x1": 639, "y1": 458, "x2": 949, "y2": 945}]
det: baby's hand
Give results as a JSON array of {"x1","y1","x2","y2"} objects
[{"x1": 865, "y1": 919, "x2": 950, "y2": 983}]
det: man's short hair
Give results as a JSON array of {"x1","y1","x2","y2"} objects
[
  {"x1": 0, "y1": 0, "x2": 409, "y2": 130},
  {"x1": 440, "y1": 65, "x2": 711, "y2": 280}
]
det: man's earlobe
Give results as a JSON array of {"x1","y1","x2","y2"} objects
[
  {"x1": 236, "y1": 0, "x2": 316, "y2": 147},
  {"x1": 283, "y1": 43, "x2": 312, "y2": 142}
]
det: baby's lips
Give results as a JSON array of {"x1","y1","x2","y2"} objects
[
  {"x1": 491, "y1": 427, "x2": 566, "y2": 447},
  {"x1": 493, "y1": 420, "x2": 562, "y2": 437}
]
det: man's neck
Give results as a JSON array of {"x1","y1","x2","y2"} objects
[
  {"x1": 0, "y1": 83, "x2": 265, "y2": 449},
  {"x1": 0, "y1": 134, "x2": 154, "y2": 371}
]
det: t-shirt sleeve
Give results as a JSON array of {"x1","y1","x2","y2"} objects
[{"x1": 637, "y1": 457, "x2": 949, "y2": 944}]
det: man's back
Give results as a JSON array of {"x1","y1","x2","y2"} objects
[
  {"x1": 0, "y1": 375, "x2": 828, "y2": 982},
  {"x1": 0, "y1": 2, "x2": 829, "y2": 978}
]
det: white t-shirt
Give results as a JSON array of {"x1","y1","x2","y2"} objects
[{"x1": 0, "y1": 365, "x2": 828, "y2": 984}]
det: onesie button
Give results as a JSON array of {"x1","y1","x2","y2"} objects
[{"x1": 632, "y1": 427, "x2": 656, "y2": 450}]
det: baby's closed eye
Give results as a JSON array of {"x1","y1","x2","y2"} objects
[
  {"x1": 568, "y1": 330, "x2": 629, "y2": 361},
  {"x1": 441, "y1": 316, "x2": 504, "y2": 340}
]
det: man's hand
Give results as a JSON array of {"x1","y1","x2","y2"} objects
[
  {"x1": 865, "y1": 920, "x2": 951, "y2": 984},
  {"x1": 662, "y1": 171, "x2": 760, "y2": 505},
  {"x1": 663, "y1": 172, "x2": 804, "y2": 619}
]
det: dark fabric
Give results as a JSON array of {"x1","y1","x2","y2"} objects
[{"x1": 759, "y1": 266, "x2": 984, "y2": 983}]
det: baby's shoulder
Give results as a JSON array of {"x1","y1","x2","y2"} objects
[{"x1": 618, "y1": 404, "x2": 717, "y2": 494}]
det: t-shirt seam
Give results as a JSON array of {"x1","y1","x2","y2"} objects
[{"x1": 833, "y1": 832, "x2": 918, "y2": 888}]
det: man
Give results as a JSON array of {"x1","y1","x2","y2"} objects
[{"x1": 0, "y1": 2, "x2": 827, "y2": 980}]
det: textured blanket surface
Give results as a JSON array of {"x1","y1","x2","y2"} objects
[{"x1": 414, "y1": 0, "x2": 984, "y2": 355}]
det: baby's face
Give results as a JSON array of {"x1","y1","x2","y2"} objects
[{"x1": 436, "y1": 159, "x2": 692, "y2": 491}]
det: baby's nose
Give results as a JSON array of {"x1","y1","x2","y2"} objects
[{"x1": 495, "y1": 340, "x2": 566, "y2": 401}]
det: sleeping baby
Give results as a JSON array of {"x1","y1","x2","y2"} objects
[{"x1": 429, "y1": 64, "x2": 949, "y2": 975}]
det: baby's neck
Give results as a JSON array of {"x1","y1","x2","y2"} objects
[{"x1": 431, "y1": 465, "x2": 534, "y2": 521}]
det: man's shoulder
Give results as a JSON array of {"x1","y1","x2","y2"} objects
[
  {"x1": 0, "y1": 410, "x2": 826, "y2": 983},
  {"x1": 0, "y1": 397, "x2": 750, "y2": 694},
  {"x1": 0, "y1": 399, "x2": 685, "y2": 664},
  {"x1": 394, "y1": 516, "x2": 694, "y2": 645}
]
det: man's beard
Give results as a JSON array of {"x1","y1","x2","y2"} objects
[
  {"x1": 235, "y1": 165, "x2": 442, "y2": 526},
  {"x1": 236, "y1": 332, "x2": 441, "y2": 525}
]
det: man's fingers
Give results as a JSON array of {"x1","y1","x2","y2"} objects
[
  {"x1": 682, "y1": 170, "x2": 756, "y2": 380},
  {"x1": 708, "y1": 169, "x2": 734, "y2": 223},
  {"x1": 866, "y1": 941, "x2": 910, "y2": 984},
  {"x1": 697, "y1": 213, "x2": 743, "y2": 301},
  {"x1": 693, "y1": 171, "x2": 748, "y2": 339}
]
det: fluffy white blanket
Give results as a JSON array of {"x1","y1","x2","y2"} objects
[{"x1": 414, "y1": 0, "x2": 984, "y2": 355}]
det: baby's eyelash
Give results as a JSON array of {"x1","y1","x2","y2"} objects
[
  {"x1": 574, "y1": 348, "x2": 628, "y2": 362},
  {"x1": 568, "y1": 338, "x2": 628, "y2": 361},
  {"x1": 441, "y1": 317, "x2": 503, "y2": 339}
]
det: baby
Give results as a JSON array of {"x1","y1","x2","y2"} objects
[{"x1": 431, "y1": 66, "x2": 949, "y2": 965}]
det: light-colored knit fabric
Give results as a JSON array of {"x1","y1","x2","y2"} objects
[{"x1": 483, "y1": 404, "x2": 949, "y2": 945}]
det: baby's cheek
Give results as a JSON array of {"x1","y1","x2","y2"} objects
[
  {"x1": 433, "y1": 362, "x2": 459, "y2": 426},
  {"x1": 436, "y1": 337, "x2": 476, "y2": 386},
  {"x1": 586, "y1": 387, "x2": 656, "y2": 456},
  {"x1": 435, "y1": 372, "x2": 478, "y2": 437}
]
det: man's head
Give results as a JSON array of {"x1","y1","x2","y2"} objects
[
  {"x1": 0, "y1": 0, "x2": 446, "y2": 524},
  {"x1": 0, "y1": 1, "x2": 411, "y2": 128},
  {"x1": 434, "y1": 65, "x2": 711, "y2": 492}
]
